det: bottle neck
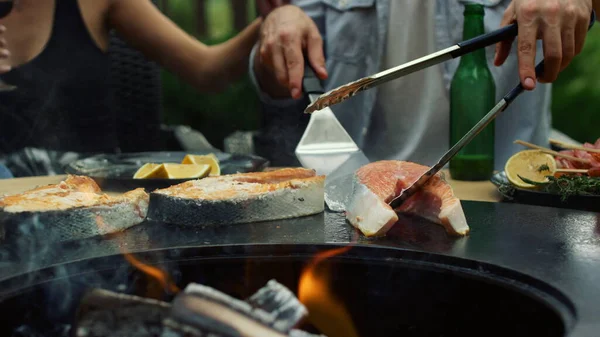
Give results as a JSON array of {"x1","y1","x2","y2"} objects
[{"x1": 460, "y1": 14, "x2": 487, "y2": 64}]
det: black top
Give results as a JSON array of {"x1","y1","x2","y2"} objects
[{"x1": 0, "y1": 0, "x2": 118, "y2": 155}]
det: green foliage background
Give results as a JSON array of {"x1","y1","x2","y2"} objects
[
  {"x1": 159, "y1": 0, "x2": 600, "y2": 149},
  {"x1": 159, "y1": 0, "x2": 260, "y2": 149},
  {"x1": 551, "y1": 26, "x2": 600, "y2": 143}
]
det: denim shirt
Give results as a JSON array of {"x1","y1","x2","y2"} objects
[{"x1": 249, "y1": 0, "x2": 551, "y2": 169}]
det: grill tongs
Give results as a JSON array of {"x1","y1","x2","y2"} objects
[
  {"x1": 305, "y1": 10, "x2": 596, "y2": 211},
  {"x1": 305, "y1": 11, "x2": 595, "y2": 114}
]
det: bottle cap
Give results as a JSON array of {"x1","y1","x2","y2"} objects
[{"x1": 463, "y1": 2, "x2": 485, "y2": 16}]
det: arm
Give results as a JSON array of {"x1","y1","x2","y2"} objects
[{"x1": 106, "y1": 0, "x2": 262, "y2": 93}]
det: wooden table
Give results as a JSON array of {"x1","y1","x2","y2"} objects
[{"x1": 0, "y1": 170, "x2": 502, "y2": 202}]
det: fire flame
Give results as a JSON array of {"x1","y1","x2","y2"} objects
[
  {"x1": 298, "y1": 246, "x2": 360, "y2": 337},
  {"x1": 123, "y1": 253, "x2": 180, "y2": 294},
  {"x1": 95, "y1": 215, "x2": 179, "y2": 295}
]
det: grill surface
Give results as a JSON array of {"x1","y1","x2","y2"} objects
[{"x1": 0, "y1": 201, "x2": 599, "y2": 336}]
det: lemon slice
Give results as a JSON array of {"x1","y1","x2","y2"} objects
[
  {"x1": 162, "y1": 163, "x2": 211, "y2": 179},
  {"x1": 181, "y1": 154, "x2": 220, "y2": 176},
  {"x1": 133, "y1": 163, "x2": 165, "y2": 179},
  {"x1": 505, "y1": 150, "x2": 556, "y2": 188}
]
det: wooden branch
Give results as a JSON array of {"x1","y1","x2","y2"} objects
[
  {"x1": 549, "y1": 138, "x2": 600, "y2": 154},
  {"x1": 556, "y1": 169, "x2": 588, "y2": 174},
  {"x1": 555, "y1": 168, "x2": 600, "y2": 177},
  {"x1": 514, "y1": 140, "x2": 591, "y2": 164}
]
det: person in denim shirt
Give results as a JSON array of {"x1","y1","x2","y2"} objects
[
  {"x1": 0, "y1": 163, "x2": 13, "y2": 179},
  {"x1": 250, "y1": 0, "x2": 598, "y2": 169}
]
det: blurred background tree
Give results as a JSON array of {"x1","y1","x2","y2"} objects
[
  {"x1": 551, "y1": 26, "x2": 600, "y2": 143},
  {"x1": 157, "y1": 0, "x2": 599, "y2": 149}
]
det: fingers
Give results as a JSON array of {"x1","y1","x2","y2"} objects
[
  {"x1": 515, "y1": 12, "x2": 539, "y2": 90},
  {"x1": 494, "y1": 4, "x2": 516, "y2": 66},
  {"x1": 256, "y1": 5, "x2": 327, "y2": 99},
  {"x1": 559, "y1": 12, "x2": 576, "y2": 72},
  {"x1": 539, "y1": 24, "x2": 562, "y2": 83},
  {"x1": 509, "y1": 0, "x2": 593, "y2": 86},
  {"x1": 305, "y1": 24, "x2": 327, "y2": 80},
  {"x1": 574, "y1": 7, "x2": 591, "y2": 55},
  {"x1": 262, "y1": 37, "x2": 288, "y2": 89},
  {"x1": 280, "y1": 29, "x2": 304, "y2": 98}
]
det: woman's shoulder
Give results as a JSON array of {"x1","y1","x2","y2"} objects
[{"x1": 77, "y1": 0, "x2": 112, "y2": 52}]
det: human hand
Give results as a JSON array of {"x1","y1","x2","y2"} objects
[
  {"x1": 494, "y1": 0, "x2": 593, "y2": 90},
  {"x1": 0, "y1": 25, "x2": 10, "y2": 73},
  {"x1": 255, "y1": 4, "x2": 327, "y2": 99},
  {"x1": 256, "y1": 0, "x2": 291, "y2": 18}
]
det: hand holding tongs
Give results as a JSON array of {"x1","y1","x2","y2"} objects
[
  {"x1": 388, "y1": 10, "x2": 596, "y2": 209},
  {"x1": 303, "y1": 9, "x2": 596, "y2": 210},
  {"x1": 305, "y1": 11, "x2": 596, "y2": 114}
]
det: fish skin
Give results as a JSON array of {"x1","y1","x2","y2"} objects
[
  {"x1": 148, "y1": 168, "x2": 325, "y2": 226},
  {"x1": 0, "y1": 175, "x2": 149, "y2": 242},
  {"x1": 346, "y1": 161, "x2": 470, "y2": 237}
]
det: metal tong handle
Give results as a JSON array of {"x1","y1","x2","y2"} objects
[
  {"x1": 302, "y1": 56, "x2": 329, "y2": 104},
  {"x1": 303, "y1": 59, "x2": 325, "y2": 96},
  {"x1": 305, "y1": 10, "x2": 597, "y2": 114},
  {"x1": 389, "y1": 10, "x2": 596, "y2": 210},
  {"x1": 304, "y1": 18, "x2": 520, "y2": 113}
]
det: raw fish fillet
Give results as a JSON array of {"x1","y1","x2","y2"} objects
[
  {"x1": 345, "y1": 161, "x2": 469, "y2": 237},
  {"x1": 147, "y1": 168, "x2": 325, "y2": 226},
  {"x1": 556, "y1": 138, "x2": 600, "y2": 169}
]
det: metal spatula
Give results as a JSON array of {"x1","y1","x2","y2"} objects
[{"x1": 295, "y1": 63, "x2": 370, "y2": 211}]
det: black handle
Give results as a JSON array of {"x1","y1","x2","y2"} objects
[
  {"x1": 451, "y1": 23, "x2": 518, "y2": 58},
  {"x1": 503, "y1": 61, "x2": 545, "y2": 104},
  {"x1": 302, "y1": 58, "x2": 324, "y2": 95},
  {"x1": 451, "y1": 10, "x2": 596, "y2": 59}
]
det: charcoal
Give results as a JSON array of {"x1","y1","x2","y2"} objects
[
  {"x1": 178, "y1": 280, "x2": 307, "y2": 334},
  {"x1": 74, "y1": 282, "x2": 325, "y2": 337},
  {"x1": 74, "y1": 289, "x2": 170, "y2": 337},
  {"x1": 246, "y1": 279, "x2": 308, "y2": 331},
  {"x1": 165, "y1": 293, "x2": 290, "y2": 337}
]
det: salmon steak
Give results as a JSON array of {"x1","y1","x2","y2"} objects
[
  {"x1": 0, "y1": 175, "x2": 149, "y2": 241},
  {"x1": 147, "y1": 168, "x2": 325, "y2": 226},
  {"x1": 345, "y1": 161, "x2": 469, "y2": 237}
]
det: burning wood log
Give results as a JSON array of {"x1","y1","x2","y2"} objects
[{"x1": 74, "y1": 280, "x2": 325, "y2": 337}]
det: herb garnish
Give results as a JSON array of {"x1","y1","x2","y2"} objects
[
  {"x1": 537, "y1": 164, "x2": 550, "y2": 172},
  {"x1": 518, "y1": 174, "x2": 600, "y2": 201}
]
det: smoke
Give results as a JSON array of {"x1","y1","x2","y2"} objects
[{"x1": 0, "y1": 212, "x2": 171, "y2": 337}]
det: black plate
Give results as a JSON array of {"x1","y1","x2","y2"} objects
[
  {"x1": 490, "y1": 171, "x2": 600, "y2": 213},
  {"x1": 64, "y1": 151, "x2": 269, "y2": 191}
]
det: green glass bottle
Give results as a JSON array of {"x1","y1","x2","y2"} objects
[{"x1": 449, "y1": 3, "x2": 496, "y2": 181}]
